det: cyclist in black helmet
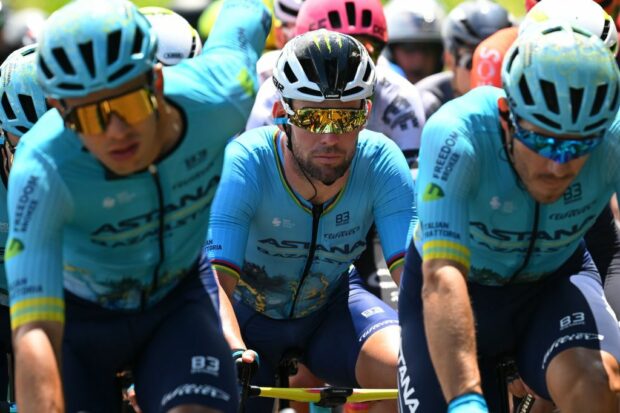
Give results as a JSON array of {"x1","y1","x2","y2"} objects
[{"x1": 416, "y1": 0, "x2": 512, "y2": 119}]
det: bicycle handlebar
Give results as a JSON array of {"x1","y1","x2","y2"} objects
[{"x1": 248, "y1": 386, "x2": 398, "y2": 405}]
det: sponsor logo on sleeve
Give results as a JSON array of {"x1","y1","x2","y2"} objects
[{"x1": 422, "y1": 183, "x2": 444, "y2": 201}]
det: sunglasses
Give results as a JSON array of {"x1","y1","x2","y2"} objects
[
  {"x1": 510, "y1": 114, "x2": 604, "y2": 164},
  {"x1": 282, "y1": 100, "x2": 368, "y2": 134},
  {"x1": 64, "y1": 87, "x2": 157, "y2": 135}
]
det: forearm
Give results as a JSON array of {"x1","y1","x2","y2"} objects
[
  {"x1": 422, "y1": 262, "x2": 481, "y2": 402},
  {"x1": 14, "y1": 326, "x2": 64, "y2": 413},
  {"x1": 213, "y1": 270, "x2": 246, "y2": 350}
]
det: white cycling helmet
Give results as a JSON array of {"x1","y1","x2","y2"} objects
[
  {"x1": 520, "y1": 0, "x2": 618, "y2": 56},
  {"x1": 274, "y1": 0, "x2": 304, "y2": 24},
  {"x1": 140, "y1": 7, "x2": 203, "y2": 66},
  {"x1": 273, "y1": 29, "x2": 375, "y2": 102}
]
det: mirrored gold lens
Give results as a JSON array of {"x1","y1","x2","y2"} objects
[
  {"x1": 70, "y1": 88, "x2": 155, "y2": 135},
  {"x1": 288, "y1": 107, "x2": 367, "y2": 134}
]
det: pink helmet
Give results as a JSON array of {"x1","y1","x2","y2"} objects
[{"x1": 294, "y1": 0, "x2": 388, "y2": 43}]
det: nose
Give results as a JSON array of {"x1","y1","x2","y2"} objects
[
  {"x1": 104, "y1": 112, "x2": 132, "y2": 140},
  {"x1": 318, "y1": 132, "x2": 342, "y2": 145},
  {"x1": 544, "y1": 158, "x2": 571, "y2": 177}
]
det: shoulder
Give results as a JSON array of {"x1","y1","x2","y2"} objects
[
  {"x1": 14, "y1": 109, "x2": 83, "y2": 174},
  {"x1": 415, "y1": 71, "x2": 453, "y2": 95},
  {"x1": 356, "y1": 130, "x2": 405, "y2": 159},
  {"x1": 229, "y1": 126, "x2": 279, "y2": 158}
]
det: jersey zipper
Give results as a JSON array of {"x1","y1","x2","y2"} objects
[
  {"x1": 288, "y1": 203, "x2": 324, "y2": 318},
  {"x1": 506, "y1": 201, "x2": 540, "y2": 284},
  {"x1": 142, "y1": 164, "x2": 167, "y2": 310}
]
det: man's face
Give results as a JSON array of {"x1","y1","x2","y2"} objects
[
  {"x1": 288, "y1": 99, "x2": 364, "y2": 185},
  {"x1": 61, "y1": 73, "x2": 162, "y2": 176},
  {"x1": 391, "y1": 42, "x2": 442, "y2": 84},
  {"x1": 508, "y1": 118, "x2": 590, "y2": 204}
]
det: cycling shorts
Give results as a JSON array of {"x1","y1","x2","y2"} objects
[
  {"x1": 235, "y1": 268, "x2": 399, "y2": 413},
  {"x1": 63, "y1": 269, "x2": 237, "y2": 413},
  {"x1": 398, "y1": 242, "x2": 620, "y2": 412}
]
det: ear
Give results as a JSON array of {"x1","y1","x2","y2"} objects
[
  {"x1": 497, "y1": 97, "x2": 510, "y2": 130},
  {"x1": 153, "y1": 63, "x2": 164, "y2": 93},
  {"x1": 444, "y1": 51, "x2": 455, "y2": 69},
  {"x1": 365, "y1": 99, "x2": 373, "y2": 115},
  {"x1": 272, "y1": 99, "x2": 288, "y2": 132}
]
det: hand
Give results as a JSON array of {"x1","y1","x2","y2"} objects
[
  {"x1": 447, "y1": 393, "x2": 489, "y2": 413},
  {"x1": 123, "y1": 384, "x2": 143, "y2": 413},
  {"x1": 232, "y1": 348, "x2": 260, "y2": 382}
]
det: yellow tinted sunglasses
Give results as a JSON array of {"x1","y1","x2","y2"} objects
[
  {"x1": 284, "y1": 101, "x2": 368, "y2": 134},
  {"x1": 64, "y1": 87, "x2": 157, "y2": 135}
]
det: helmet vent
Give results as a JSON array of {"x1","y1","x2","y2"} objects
[
  {"x1": 460, "y1": 18, "x2": 479, "y2": 42},
  {"x1": 284, "y1": 62, "x2": 298, "y2": 83},
  {"x1": 107, "y1": 29, "x2": 122, "y2": 65},
  {"x1": 18, "y1": 94, "x2": 37, "y2": 123},
  {"x1": 328, "y1": 11, "x2": 342, "y2": 29},
  {"x1": 298, "y1": 87, "x2": 322, "y2": 97},
  {"x1": 585, "y1": 118, "x2": 608, "y2": 131},
  {"x1": 590, "y1": 84, "x2": 608, "y2": 116},
  {"x1": 601, "y1": 19, "x2": 610, "y2": 41},
  {"x1": 15, "y1": 126, "x2": 29, "y2": 134},
  {"x1": 540, "y1": 80, "x2": 559, "y2": 114},
  {"x1": 79, "y1": 42, "x2": 96, "y2": 79},
  {"x1": 132, "y1": 26, "x2": 145, "y2": 55},
  {"x1": 569, "y1": 87, "x2": 584, "y2": 123},
  {"x1": 533, "y1": 114, "x2": 560, "y2": 130},
  {"x1": 610, "y1": 82, "x2": 619, "y2": 109},
  {"x1": 342, "y1": 86, "x2": 363, "y2": 97},
  {"x1": 518, "y1": 75, "x2": 534, "y2": 105},
  {"x1": 21, "y1": 48, "x2": 35, "y2": 57},
  {"x1": 505, "y1": 48, "x2": 518, "y2": 73},
  {"x1": 108, "y1": 65, "x2": 134, "y2": 83},
  {"x1": 1, "y1": 93, "x2": 15, "y2": 120},
  {"x1": 52, "y1": 47, "x2": 76, "y2": 75},
  {"x1": 39, "y1": 57, "x2": 53, "y2": 80},
  {"x1": 345, "y1": 2, "x2": 356, "y2": 27},
  {"x1": 362, "y1": 62, "x2": 372, "y2": 81},
  {"x1": 361, "y1": 10, "x2": 371, "y2": 28},
  {"x1": 541, "y1": 26, "x2": 562, "y2": 35}
]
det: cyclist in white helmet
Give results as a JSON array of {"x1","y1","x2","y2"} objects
[
  {"x1": 205, "y1": 29, "x2": 414, "y2": 413},
  {"x1": 247, "y1": 0, "x2": 426, "y2": 165},
  {"x1": 0, "y1": 43, "x2": 49, "y2": 413},
  {"x1": 140, "y1": 7, "x2": 203, "y2": 66}
]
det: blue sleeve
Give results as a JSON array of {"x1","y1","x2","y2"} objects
[
  {"x1": 416, "y1": 110, "x2": 478, "y2": 269},
  {"x1": 6, "y1": 148, "x2": 72, "y2": 329},
  {"x1": 371, "y1": 137, "x2": 416, "y2": 271},
  {"x1": 165, "y1": 0, "x2": 271, "y2": 134},
  {"x1": 206, "y1": 137, "x2": 261, "y2": 279}
]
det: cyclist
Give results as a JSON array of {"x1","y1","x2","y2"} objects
[
  {"x1": 205, "y1": 30, "x2": 415, "y2": 413},
  {"x1": 399, "y1": 22, "x2": 620, "y2": 413},
  {"x1": 416, "y1": 0, "x2": 512, "y2": 119},
  {"x1": 0, "y1": 43, "x2": 48, "y2": 412},
  {"x1": 140, "y1": 7, "x2": 203, "y2": 66},
  {"x1": 383, "y1": 0, "x2": 445, "y2": 84},
  {"x1": 248, "y1": 0, "x2": 426, "y2": 165},
  {"x1": 5, "y1": 0, "x2": 270, "y2": 412}
]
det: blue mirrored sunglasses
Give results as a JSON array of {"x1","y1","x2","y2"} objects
[{"x1": 510, "y1": 114, "x2": 604, "y2": 164}]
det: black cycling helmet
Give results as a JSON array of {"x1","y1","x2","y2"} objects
[
  {"x1": 442, "y1": 0, "x2": 512, "y2": 55},
  {"x1": 273, "y1": 29, "x2": 375, "y2": 102}
]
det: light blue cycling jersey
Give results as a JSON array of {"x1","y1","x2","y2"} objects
[
  {"x1": 0, "y1": 176, "x2": 7, "y2": 305},
  {"x1": 207, "y1": 126, "x2": 415, "y2": 319},
  {"x1": 5, "y1": 0, "x2": 270, "y2": 329},
  {"x1": 415, "y1": 86, "x2": 620, "y2": 285}
]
